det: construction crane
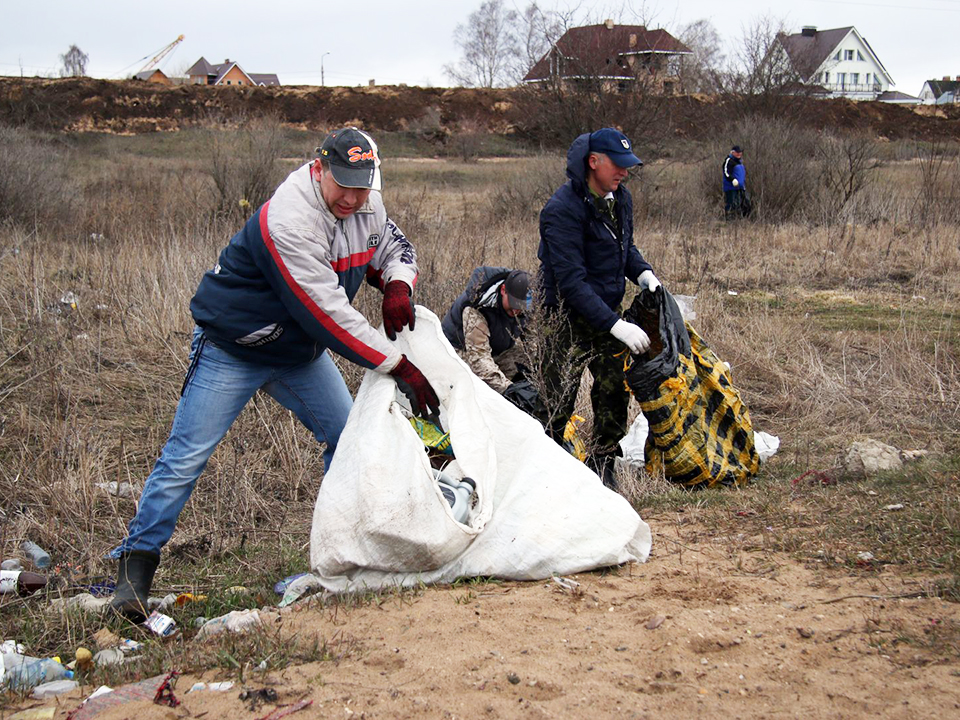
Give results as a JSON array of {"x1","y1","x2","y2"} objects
[{"x1": 136, "y1": 35, "x2": 185, "y2": 75}]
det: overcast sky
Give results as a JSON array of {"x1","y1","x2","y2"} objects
[{"x1": 1, "y1": 1, "x2": 957, "y2": 96}]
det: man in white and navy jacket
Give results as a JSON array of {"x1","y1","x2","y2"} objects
[{"x1": 109, "y1": 127, "x2": 439, "y2": 620}]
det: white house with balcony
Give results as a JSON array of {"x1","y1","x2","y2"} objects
[{"x1": 776, "y1": 26, "x2": 899, "y2": 101}]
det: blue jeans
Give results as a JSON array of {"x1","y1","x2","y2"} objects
[{"x1": 111, "y1": 328, "x2": 353, "y2": 557}]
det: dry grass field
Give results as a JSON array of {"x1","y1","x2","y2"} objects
[{"x1": 1, "y1": 122, "x2": 959, "y2": 717}]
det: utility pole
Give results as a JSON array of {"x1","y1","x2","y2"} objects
[{"x1": 321, "y1": 52, "x2": 330, "y2": 87}]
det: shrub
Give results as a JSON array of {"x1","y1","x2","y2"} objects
[
  {"x1": 207, "y1": 114, "x2": 288, "y2": 221},
  {"x1": 0, "y1": 125, "x2": 80, "y2": 230}
]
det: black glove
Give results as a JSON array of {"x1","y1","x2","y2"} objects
[
  {"x1": 389, "y1": 355, "x2": 440, "y2": 420},
  {"x1": 382, "y1": 280, "x2": 415, "y2": 341},
  {"x1": 502, "y1": 379, "x2": 538, "y2": 414}
]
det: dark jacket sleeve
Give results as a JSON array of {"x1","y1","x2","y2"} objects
[{"x1": 541, "y1": 196, "x2": 620, "y2": 331}]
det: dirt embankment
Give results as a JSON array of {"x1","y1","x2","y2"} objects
[{"x1": 1, "y1": 76, "x2": 959, "y2": 142}]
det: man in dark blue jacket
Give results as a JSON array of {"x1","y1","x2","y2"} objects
[
  {"x1": 722, "y1": 145, "x2": 747, "y2": 218},
  {"x1": 536, "y1": 128, "x2": 662, "y2": 489}
]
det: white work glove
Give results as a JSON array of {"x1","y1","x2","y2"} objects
[
  {"x1": 732, "y1": 178, "x2": 739, "y2": 188},
  {"x1": 610, "y1": 319, "x2": 651, "y2": 355},
  {"x1": 638, "y1": 269, "x2": 661, "y2": 293}
]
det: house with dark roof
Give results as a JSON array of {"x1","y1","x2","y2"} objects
[
  {"x1": 523, "y1": 19, "x2": 691, "y2": 94},
  {"x1": 918, "y1": 77, "x2": 960, "y2": 105},
  {"x1": 186, "y1": 57, "x2": 280, "y2": 87},
  {"x1": 776, "y1": 26, "x2": 899, "y2": 101}
]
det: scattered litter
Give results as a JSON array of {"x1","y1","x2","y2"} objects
[
  {"x1": 673, "y1": 294, "x2": 697, "y2": 321},
  {"x1": 118, "y1": 638, "x2": 142, "y2": 654},
  {"x1": 93, "y1": 648, "x2": 126, "y2": 667},
  {"x1": 727, "y1": 290, "x2": 739, "y2": 296},
  {"x1": 21, "y1": 541, "x2": 51, "y2": 569},
  {"x1": 1, "y1": 640, "x2": 26, "y2": 654},
  {"x1": 87, "y1": 685, "x2": 114, "y2": 700},
  {"x1": 884, "y1": 504, "x2": 905, "y2": 512},
  {"x1": 273, "y1": 572, "x2": 310, "y2": 595},
  {"x1": 278, "y1": 574, "x2": 322, "y2": 608},
  {"x1": 50, "y1": 593, "x2": 110, "y2": 614},
  {"x1": 240, "y1": 687, "x2": 278, "y2": 711},
  {"x1": 174, "y1": 592, "x2": 206, "y2": 606},
  {"x1": 151, "y1": 593, "x2": 179, "y2": 612},
  {"x1": 866, "y1": 490, "x2": 878, "y2": 496},
  {"x1": 188, "y1": 680, "x2": 235, "y2": 693},
  {"x1": 74, "y1": 647, "x2": 93, "y2": 669},
  {"x1": 551, "y1": 576, "x2": 580, "y2": 592},
  {"x1": 754, "y1": 432, "x2": 780, "y2": 462},
  {"x1": 1, "y1": 559, "x2": 22, "y2": 571},
  {"x1": 226, "y1": 585, "x2": 250, "y2": 595},
  {"x1": 144, "y1": 611, "x2": 177, "y2": 637},
  {"x1": 507, "y1": 672, "x2": 520, "y2": 684},
  {"x1": 152, "y1": 670, "x2": 180, "y2": 708},
  {"x1": 196, "y1": 609, "x2": 261, "y2": 639},
  {"x1": 193, "y1": 616, "x2": 207, "y2": 628},
  {"x1": 95, "y1": 481, "x2": 136, "y2": 499},
  {"x1": 31, "y1": 678, "x2": 78, "y2": 699},
  {"x1": 60, "y1": 292, "x2": 79, "y2": 309},
  {"x1": 856, "y1": 551, "x2": 875, "y2": 562},
  {"x1": 646, "y1": 615, "x2": 666, "y2": 630},
  {"x1": 83, "y1": 581, "x2": 116, "y2": 597},
  {"x1": 10, "y1": 708, "x2": 56, "y2": 720},
  {"x1": 256, "y1": 699, "x2": 313, "y2": 720},
  {"x1": 93, "y1": 628, "x2": 120, "y2": 650}
]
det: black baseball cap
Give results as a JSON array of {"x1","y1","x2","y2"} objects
[
  {"x1": 318, "y1": 127, "x2": 382, "y2": 190},
  {"x1": 503, "y1": 270, "x2": 530, "y2": 311},
  {"x1": 731, "y1": 145, "x2": 742, "y2": 153},
  {"x1": 588, "y1": 128, "x2": 642, "y2": 168}
]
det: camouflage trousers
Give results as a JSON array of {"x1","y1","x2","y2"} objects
[{"x1": 534, "y1": 310, "x2": 630, "y2": 459}]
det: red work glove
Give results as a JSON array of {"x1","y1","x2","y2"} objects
[
  {"x1": 389, "y1": 355, "x2": 440, "y2": 420},
  {"x1": 382, "y1": 280, "x2": 415, "y2": 341}
]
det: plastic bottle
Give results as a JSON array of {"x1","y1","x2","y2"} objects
[
  {"x1": 21, "y1": 542, "x2": 50, "y2": 569},
  {"x1": 434, "y1": 471, "x2": 476, "y2": 524},
  {"x1": 2, "y1": 656, "x2": 73, "y2": 691},
  {"x1": 0, "y1": 570, "x2": 47, "y2": 596}
]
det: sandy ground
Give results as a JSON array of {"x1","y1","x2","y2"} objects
[{"x1": 16, "y1": 516, "x2": 960, "y2": 720}]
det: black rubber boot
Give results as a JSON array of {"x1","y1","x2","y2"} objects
[
  {"x1": 591, "y1": 454, "x2": 619, "y2": 491},
  {"x1": 109, "y1": 550, "x2": 160, "y2": 622}
]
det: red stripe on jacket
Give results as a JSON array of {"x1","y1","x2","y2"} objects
[
  {"x1": 258, "y1": 202, "x2": 387, "y2": 367},
  {"x1": 331, "y1": 247, "x2": 377, "y2": 273}
]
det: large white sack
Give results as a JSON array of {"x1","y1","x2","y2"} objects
[{"x1": 310, "y1": 307, "x2": 651, "y2": 591}]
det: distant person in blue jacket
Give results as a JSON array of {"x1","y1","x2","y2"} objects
[
  {"x1": 722, "y1": 145, "x2": 749, "y2": 218},
  {"x1": 535, "y1": 128, "x2": 663, "y2": 490},
  {"x1": 108, "y1": 127, "x2": 439, "y2": 621}
]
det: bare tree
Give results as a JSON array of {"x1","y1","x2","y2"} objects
[
  {"x1": 59, "y1": 45, "x2": 89, "y2": 77},
  {"x1": 510, "y1": 2, "x2": 566, "y2": 84},
  {"x1": 677, "y1": 18, "x2": 724, "y2": 94},
  {"x1": 445, "y1": 0, "x2": 520, "y2": 88}
]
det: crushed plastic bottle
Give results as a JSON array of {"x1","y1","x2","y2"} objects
[
  {"x1": 2, "y1": 655, "x2": 73, "y2": 691},
  {"x1": 20, "y1": 542, "x2": 50, "y2": 569},
  {"x1": 31, "y1": 678, "x2": 78, "y2": 699}
]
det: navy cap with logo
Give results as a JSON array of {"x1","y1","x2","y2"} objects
[
  {"x1": 318, "y1": 127, "x2": 382, "y2": 190},
  {"x1": 503, "y1": 270, "x2": 530, "y2": 311},
  {"x1": 588, "y1": 128, "x2": 642, "y2": 169}
]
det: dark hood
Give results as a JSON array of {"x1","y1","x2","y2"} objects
[{"x1": 565, "y1": 133, "x2": 592, "y2": 194}]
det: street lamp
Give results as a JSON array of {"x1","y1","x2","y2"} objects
[{"x1": 321, "y1": 52, "x2": 330, "y2": 87}]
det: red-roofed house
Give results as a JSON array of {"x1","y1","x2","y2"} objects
[
  {"x1": 523, "y1": 19, "x2": 691, "y2": 93},
  {"x1": 186, "y1": 57, "x2": 280, "y2": 87}
]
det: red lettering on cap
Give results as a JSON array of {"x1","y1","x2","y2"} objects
[{"x1": 347, "y1": 146, "x2": 376, "y2": 163}]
